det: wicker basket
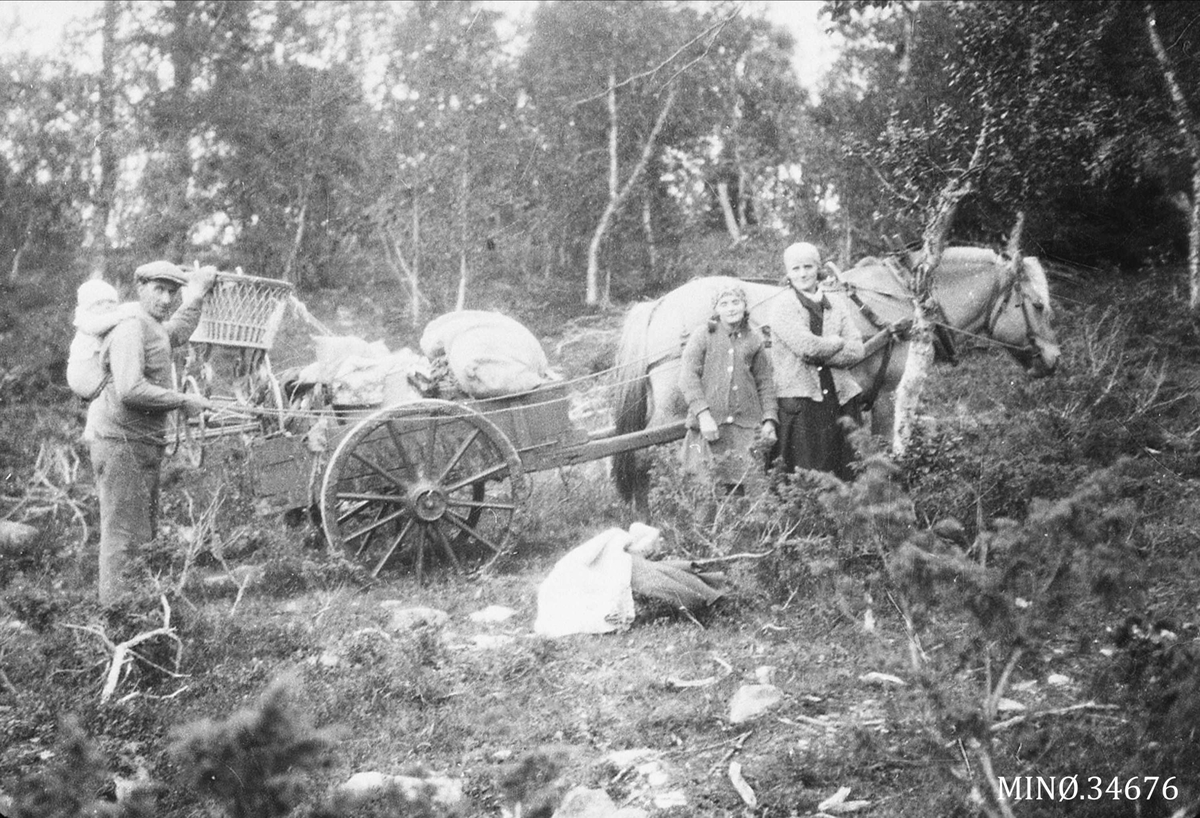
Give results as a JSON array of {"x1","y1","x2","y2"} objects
[{"x1": 190, "y1": 272, "x2": 296, "y2": 350}]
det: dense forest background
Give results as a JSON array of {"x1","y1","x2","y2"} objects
[
  {"x1": 4, "y1": 0, "x2": 1200, "y2": 323},
  {"x1": 9, "y1": 5, "x2": 1200, "y2": 817}
]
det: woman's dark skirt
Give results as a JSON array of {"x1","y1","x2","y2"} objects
[{"x1": 772, "y1": 395, "x2": 861, "y2": 481}]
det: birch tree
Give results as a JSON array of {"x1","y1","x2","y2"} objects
[
  {"x1": 524, "y1": 1, "x2": 724, "y2": 305},
  {"x1": 368, "y1": 1, "x2": 525, "y2": 318},
  {"x1": 1144, "y1": 1, "x2": 1200, "y2": 314},
  {"x1": 90, "y1": 0, "x2": 119, "y2": 280}
]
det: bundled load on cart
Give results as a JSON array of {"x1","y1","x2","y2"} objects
[{"x1": 184, "y1": 270, "x2": 557, "y2": 422}]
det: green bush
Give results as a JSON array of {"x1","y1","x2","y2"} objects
[
  {"x1": 9, "y1": 714, "x2": 156, "y2": 818},
  {"x1": 169, "y1": 674, "x2": 342, "y2": 818}
]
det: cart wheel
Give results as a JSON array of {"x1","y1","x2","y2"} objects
[{"x1": 320, "y1": 399, "x2": 525, "y2": 580}]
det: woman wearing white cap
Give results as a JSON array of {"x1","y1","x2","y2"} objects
[{"x1": 767, "y1": 243, "x2": 864, "y2": 480}]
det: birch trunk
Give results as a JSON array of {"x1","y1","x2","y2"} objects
[
  {"x1": 282, "y1": 181, "x2": 309, "y2": 285},
  {"x1": 893, "y1": 118, "x2": 991, "y2": 455},
  {"x1": 717, "y1": 181, "x2": 743, "y2": 244},
  {"x1": 411, "y1": 197, "x2": 421, "y2": 325},
  {"x1": 1145, "y1": 2, "x2": 1200, "y2": 313},
  {"x1": 165, "y1": 1, "x2": 196, "y2": 260},
  {"x1": 8, "y1": 220, "x2": 32, "y2": 283},
  {"x1": 642, "y1": 197, "x2": 659, "y2": 279},
  {"x1": 381, "y1": 202, "x2": 422, "y2": 327},
  {"x1": 92, "y1": 0, "x2": 118, "y2": 280},
  {"x1": 585, "y1": 72, "x2": 619, "y2": 307},
  {"x1": 585, "y1": 79, "x2": 677, "y2": 306},
  {"x1": 456, "y1": 168, "x2": 470, "y2": 310}
]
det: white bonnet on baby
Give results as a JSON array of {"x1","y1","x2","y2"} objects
[{"x1": 76, "y1": 279, "x2": 120, "y2": 308}]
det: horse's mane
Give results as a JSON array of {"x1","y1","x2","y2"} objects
[{"x1": 1018, "y1": 256, "x2": 1053, "y2": 314}]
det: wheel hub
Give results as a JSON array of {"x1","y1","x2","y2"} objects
[{"x1": 411, "y1": 485, "x2": 448, "y2": 521}]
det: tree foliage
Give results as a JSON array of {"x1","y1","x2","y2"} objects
[{"x1": 3, "y1": 0, "x2": 1200, "y2": 302}]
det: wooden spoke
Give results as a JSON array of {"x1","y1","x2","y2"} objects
[
  {"x1": 443, "y1": 509, "x2": 504, "y2": 556},
  {"x1": 437, "y1": 427, "x2": 482, "y2": 484},
  {"x1": 320, "y1": 400, "x2": 525, "y2": 577},
  {"x1": 348, "y1": 503, "x2": 389, "y2": 559},
  {"x1": 350, "y1": 449, "x2": 409, "y2": 493},
  {"x1": 413, "y1": 525, "x2": 426, "y2": 585},
  {"x1": 337, "y1": 491, "x2": 411, "y2": 504},
  {"x1": 446, "y1": 497, "x2": 518, "y2": 512},
  {"x1": 425, "y1": 417, "x2": 438, "y2": 472},
  {"x1": 384, "y1": 421, "x2": 418, "y2": 481},
  {"x1": 343, "y1": 506, "x2": 409, "y2": 546},
  {"x1": 335, "y1": 498, "x2": 377, "y2": 525},
  {"x1": 371, "y1": 518, "x2": 415, "y2": 578},
  {"x1": 443, "y1": 461, "x2": 511, "y2": 493},
  {"x1": 430, "y1": 524, "x2": 465, "y2": 574}
]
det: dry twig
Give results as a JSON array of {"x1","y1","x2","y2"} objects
[{"x1": 63, "y1": 595, "x2": 184, "y2": 704}]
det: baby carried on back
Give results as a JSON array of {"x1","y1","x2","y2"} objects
[{"x1": 66, "y1": 279, "x2": 141, "y2": 400}]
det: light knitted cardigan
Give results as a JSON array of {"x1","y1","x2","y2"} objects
[{"x1": 767, "y1": 287, "x2": 864, "y2": 404}]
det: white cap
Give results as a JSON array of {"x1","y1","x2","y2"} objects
[{"x1": 77, "y1": 278, "x2": 119, "y2": 308}]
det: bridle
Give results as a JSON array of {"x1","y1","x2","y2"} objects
[{"x1": 984, "y1": 258, "x2": 1051, "y2": 357}]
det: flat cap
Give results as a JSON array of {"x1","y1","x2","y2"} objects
[{"x1": 134, "y1": 260, "x2": 188, "y2": 287}]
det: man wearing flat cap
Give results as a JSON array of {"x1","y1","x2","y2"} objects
[{"x1": 85, "y1": 260, "x2": 217, "y2": 604}]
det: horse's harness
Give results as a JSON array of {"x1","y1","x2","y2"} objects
[
  {"x1": 641, "y1": 254, "x2": 1045, "y2": 411},
  {"x1": 830, "y1": 252, "x2": 1047, "y2": 405},
  {"x1": 984, "y1": 260, "x2": 1049, "y2": 356}
]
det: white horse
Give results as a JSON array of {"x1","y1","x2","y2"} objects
[{"x1": 610, "y1": 246, "x2": 1060, "y2": 502}]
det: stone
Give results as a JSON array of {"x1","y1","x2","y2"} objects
[
  {"x1": 469, "y1": 605, "x2": 517, "y2": 624},
  {"x1": 472, "y1": 634, "x2": 515, "y2": 649},
  {"x1": 380, "y1": 604, "x2": 449, "y2": 632},
  {"x1": 0, "y1": 521, "x2": 37, "y2": 553},
  {"x1": 729, "y1": 684, "x2": 783, "y2": 724},
  {"x1": 551, "y1": 786, "x2": 619, "y2": 818},
  {"x1": 858, "y1": 671, "x2": 906, "y2": 688},
  {"x1": 337, "y1": 771, "x2": 462, "y2": 806}
]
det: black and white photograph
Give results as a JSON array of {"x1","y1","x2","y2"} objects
[{"x1": 2, "y1": 1, "x2": 1199, "y2": 815}]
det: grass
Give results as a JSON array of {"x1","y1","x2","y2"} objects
[{"x1": 3, "y1": 261, "x2": 1200, "y2": 817}]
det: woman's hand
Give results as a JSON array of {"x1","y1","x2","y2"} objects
[
  {"x1": 760, "y1": 420, "x2": 777, "y2": 445},
  {"x1": 698, "y1": 410, "x2": 720, "y2": 442}
]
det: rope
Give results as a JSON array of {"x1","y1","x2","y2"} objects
[{"x1": 187, "y1": 262, "x2": 1051, "y2": 428}]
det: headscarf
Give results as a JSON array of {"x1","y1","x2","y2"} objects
[
  {"x1": 707, "y1": 282, "x2": 749, "y2": 332},
  {"x1": 783, "y1": 242, "x2": 821, "y2": 269},
  {"x1": 710, "y1": 282, "x2": 748, "y2": 309}
]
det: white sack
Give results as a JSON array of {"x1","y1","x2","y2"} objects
[
  {"x1": 534, "y1": 528, "x2": 635, "y2": 637},
  {"x1": 420, "y1": 310, "x2": 549, "y2": 398},
  {"x1": 311, "y1": 335, "x2": 389, "y2": 384},
  {"x1": 330, "y1": 348, "x2": 425, "y2": 407}
]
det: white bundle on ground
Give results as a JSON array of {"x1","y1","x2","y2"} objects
[
  {"x1": 533, "y1": 524, "x2": 724, "y2": 638},
  {"x1": 534, "y1": 528, "x2": 636, "y2": 637},
  {"x1": 420, "y1": 310, "x2": 551, "y2": 399}
]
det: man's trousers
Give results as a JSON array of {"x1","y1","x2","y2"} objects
[{"x1": 90, "y1": 438, "x2": 162, "y2": 604}]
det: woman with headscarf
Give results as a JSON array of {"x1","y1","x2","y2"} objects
[
  {"x1": 768, "y1": 242, "x2": 864, "y2": 480},
  {"x1": 678, "y1": 283, "x2": 778, "y2": 493}
]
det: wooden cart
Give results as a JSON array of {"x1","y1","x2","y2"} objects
[
  {"x1": 180, "y1": 272, "x2": 686, "y2": 580},
  {"x1": 251, "y1": 385, "x2": 685, "y2": 580}
]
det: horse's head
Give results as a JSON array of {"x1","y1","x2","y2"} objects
[{"x1": 988, "y1": 256, "x2": 1060, "y2": 377}]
